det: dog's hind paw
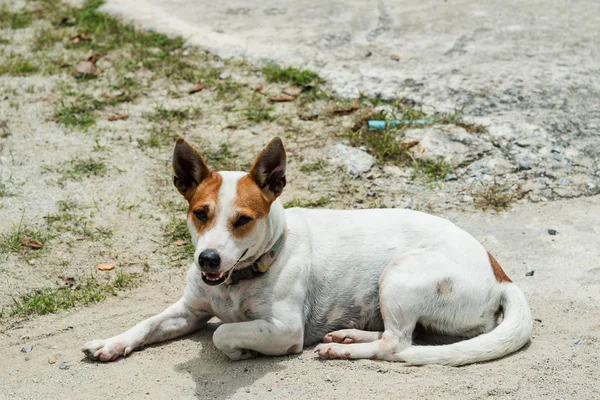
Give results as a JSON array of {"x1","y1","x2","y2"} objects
[{"x1": 82, "y1": 338, "x2": 132, "y2": 362}]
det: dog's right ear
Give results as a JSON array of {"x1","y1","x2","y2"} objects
[{"x1": 172, "y1": 138, "x2": 210, "y2": 199}]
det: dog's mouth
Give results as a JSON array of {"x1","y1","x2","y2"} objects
[
  {"x1": 200, "y1": 248, "x2": 249, "y2": 287},
  {"x1": 200, "y1": 271, "x2": 227, "y2": 286}
]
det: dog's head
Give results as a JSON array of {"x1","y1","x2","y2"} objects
[{"x1": 172, "y1": 137, "x2": 286, "y2": 286}]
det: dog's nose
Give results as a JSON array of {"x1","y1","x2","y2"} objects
[{"x1": 198, "y1": 249, "x2": 221, "y2": 269}]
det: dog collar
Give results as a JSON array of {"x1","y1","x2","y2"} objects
[{"x1": 227, "y1": 231, "x2": 286, "y2": 285}]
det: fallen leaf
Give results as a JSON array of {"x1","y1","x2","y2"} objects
[
  {"x1": 417, "y1": 144, "x2": 425, "y2": 153},
  {"x1": 88, "y1": 52, "x2": 100, "y2": 63},
  {"x1": 332, "y1": 96, "x2": 360, "y2": 115},
  {"x1": 390, "y1": 54, "x2": 400, "y2": 61},
  {"x1": 188, "y1": 81, "x2": 205, "y2": 94},
  {"x1": 96, "y1": 264, "x2": 116, "y2": 271},
  {"x1": 19, "y1": 236, "x2": 42, "y2": 249},
  {"x1": 282, "y1": 87, "x2": 302, "y2": 97},
  {"x1": 398, "y1": 140, "x2": 420, "y2": 151},
  {"x1": 108, "y1": 114, "x2": 129, "y2": 121},
  {"x1": 255, "y1": 84, "x2": 264, "y2": 93},
  {"x1": 100, "y1": 92, "x2": 124, "y2": 100},
  {"x1": 69, "y1": 34, "x2": 91, "y2": 44},
  {"x1": 269, "y1": 94, "x2": 295, "y2": 102},
  {"x1": 74, "y1": 61, "x2": 96, "y2": 76},
  {"x1": 48, "y1": 355, "x2": 57, "y2": 364},
  {"x1": 174, "y1": 240, "x2": 185, "y2": 247}
]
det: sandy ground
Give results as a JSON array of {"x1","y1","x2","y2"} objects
[
  {"x1": 1, "y1": 197, "x2": 599, "y2": 400},
  {"x1": 1, "y1": 1, "x2": 599, "y2": 399}
]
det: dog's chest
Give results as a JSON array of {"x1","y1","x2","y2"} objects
[{"x1": 206, "y1": 284, "x2": 266, "y2": 323}]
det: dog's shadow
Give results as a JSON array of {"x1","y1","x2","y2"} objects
[{"x1": 173, "y1": 322, "x2": 287, "y2": 400}]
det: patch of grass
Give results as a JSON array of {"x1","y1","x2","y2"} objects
[
  {"x1": 31, "y1": 28, "x2": 68, "y2": 51},
  {"x1": 284, "y1": 196, "x2": 330, "y2": 208},
  {"x1": 0, "y1": 221, "x2": 48, "y2": 258},
  {"x1": 3, "y1": 271, "x2": 139, "y2": 319},
  {"x1": 166, "y1": 216, "x2": 195, "y2": 263},
  {"x1": 0, "y1": 181, "x2": 16, "y2": 197},
  {"x1": 348, "y1": 128, "x2": 412, "y2": 163},
  {"x1": 54, "y1": 94, "x2": 105, "y2": 129},
  {"x1": 45, "y1": 199, "x2": 113, "y2": 241},
  {"x1": 0, "y1": 59, "x2": 39, "y2": 76},
  {"x1": 473, "y1": 182, "x2": 517, "y2": 211},
  {"x1": 146, "y1": 106, "x2": 200, "y2": 123},
  {"x1": 244, "y1": 103, "x2": 274, "y2": 124},
  {"x1": 0, "y1": 6, "x2": 33, "y2": 30},
  {"x1": 68, "y1": 158, "x2": 107, "y2": 178},
  {"x1": 300, "y1": 159, "x2": 327, "y2": 173},
  {"x1": 204, "y1": 143, "x2": 248, "y2": 171},
  {"x1": 413, "y1": 157, "x2": 455, "y2": 182},
  {"x1": 434, "y1": 106, "x2": 487, "y2": 134},
  {"x1": 262, "y1": 63, "x2": 319, "y2": 86}
]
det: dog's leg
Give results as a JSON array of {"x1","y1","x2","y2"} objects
[
  {"x1": 315, "y1": 258, "x2": 425, "y2": 361},
  {"x1": 82, "y1": 298, "x2": 211, "y2": 361},
  {"x1": 213, "y1": 319, "x2": 303, "y2": 360},
  {"x1": 323, "y1": 329, "x2": 383, "y2": 344}
]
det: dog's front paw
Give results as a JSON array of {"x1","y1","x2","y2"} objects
[
  {"x1": 82, "y1": 338, "x2": 132, "y2": 362},
  {"x1": 314, "y1": 343, "x2": 350, "y2": 360}
]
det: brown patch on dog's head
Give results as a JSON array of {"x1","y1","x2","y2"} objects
[
  {"x1": 187, "y1": 172, "x2": 223, "y2": 236},
  {"x1": 230, "y1": 175, "x2": 271, "y2": 239},
  {"x1": 488, "y1": 252, "x2": 512, "y2": 283}
]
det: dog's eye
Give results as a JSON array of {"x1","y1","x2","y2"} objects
[
  {"x1": 194, "y1": 209, "x2": 208, "y2": 222},
  {"x1": 234, "y1": 215, "x2": 252, "y2": 227}
]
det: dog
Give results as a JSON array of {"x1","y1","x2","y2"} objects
[{"x1": 82, "y1": 137, "x2": 532, "y2": 366}]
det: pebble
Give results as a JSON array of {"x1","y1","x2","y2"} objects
[
  {"x1": 325, "y1": 376, "x2": 333, "y2": 382},
  {"x1": 245, "y1": 388, "x2": 251, "y2": 393},
  {"x1": 59, "y1": 362, "x2": 69, "y2": 370},
  {"x1": 548, "y1": 229, "x2": 558, "y2": 235},
  {"x1": 444, "y1": 173, "x2": 458, "y2": 181},
  {"x1": 572, "y1": 339, "x2": 580, "y2": 345},
  {"x1": 48, "y1": 355, "x2": 57, "y2": 364},
  {"x1": 297, "y1": 355, "x2": 303, "y2": 361},
  {"x1": 525, "y1": 271, "x2": 535, "y2": 276},
  {"x1": 219, "y1": 72, "x2": 231, "y2": 80},
  {"x1": 367, "y1": 191, "x2": 377, "y2": 197},
  {"x1": 518, "y1": 162, "x2": 532, "y2": 171},
  {"x1": 21, "y1": 345, "x2": 33, "y2": 353}
]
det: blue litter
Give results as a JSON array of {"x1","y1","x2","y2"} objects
[{"x1": 368, "y1": 119, "x2": 433, "y2": 129}]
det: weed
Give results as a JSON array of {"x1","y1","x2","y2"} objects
[
  {"x1": 205, "y1": 143, "x2": 248, "y2": 171},
  {"x1": 413, "y1": 157, "x2": 455, "y2": 182},
  {"x1": 434, "y1": 105, "x2": 487, "y2": 134},
  {"x1": 4, "y1": 271, "x2": 139, "y2": 318},
  {"x1": 347, "y1": 128, "x2": 412, "y2": 163},
  {"x1": 300, "y1": 159, "x2": 327, "y2": 173},
  {"x1": 0, "y1": 181, "x2": 16, "y2": 197},
  {"x1": 0, "y1": 6, "x2": 33, "y2": 30},
  {"x1": 244, "y1": 103, "x2": 274, "y2": 124},
  {"x1": 0, "y1": 59, "x2": 39, "y2": 76},
  {"x1": 473, "y1": 182, "x2": 517, "y2": 211},
  {"x1": 54, "y1": 94, "x2": 105, "y2": 129},
  {"x1": 0, "y1": 220, "x2": 48, "y2": 258},
  {"x1": 262, "y1": 63, "x2": 319, "y2": 86},
  {"x1": 284, "y1": 196, "x2": 330, "y2": 208},
  {"x1": 146, "y1": 106, "x2": 199, "y2": 123}
]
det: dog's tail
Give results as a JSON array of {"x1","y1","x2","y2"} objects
[{"x1": 398, "y1": 283, "x2": 532, "y2": 366}]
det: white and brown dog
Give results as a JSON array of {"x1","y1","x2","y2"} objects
[{"x1": 82, "y1": 137, "x2": 532, "y2": 366}]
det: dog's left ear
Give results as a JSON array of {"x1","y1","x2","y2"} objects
[{"x1": 249, "y1": 137, "x2": 287, "y2": 201}]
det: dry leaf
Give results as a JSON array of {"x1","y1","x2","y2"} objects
[
  {"x1": 282, "y1": 87, "x2": 302, "y2": 97},
  {"x1": 417, "y1": 144, "x2": 425, "y2": 153},
  {"x1": 333, "y1": 96, "x2": 360, "y2": 115},
  {"x1": 48, "y1": 355, "x2": 57, "y2": 364},
  {"x1": 108, "y1": 114, "x2": 129, "y2": 121},
  {"x1": 174, "y1": 240, "x2": 186, "y2": 247},
  {"x1": 19, "y1": 236, "x2": 42, "y2": 249},
  {"x1": 74, "y1": 61, "x2": 96, "y2": 76},
  {"x1": 390, "y1": 54, "x2": 400, "y2": 61},
  {"x1": 100, "y1": 92, "x2": 123, "y2": 100},
  {"x1": 96, "y1": 264, "x2": 116, "y2": 271},
  {"x1": 88, "y1": 52, "x2": 100, "y2": 63},
  {"x1": 69, "y1": 34, "x2": 91, "y2": 43},
  {"x1": 188, "y1": 81, "x2": 205, "y2": 94},
  {"x1": 269, "y1": 95, "x2": 295, "y2": 102},
  {"x1": 398, "y1": 140, "x2": 420, "y2": 151},
  {"x1": 255, "y1": 84, "x2": 264, "y2": 93}
]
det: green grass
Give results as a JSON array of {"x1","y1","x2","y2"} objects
[
  {"x1": 473, "y1": 182, "x2": 517, "y2": 211},
  {"x1": 244, "y1": 103, "x2": 274, "y2": 124},
  {"x1": 300, "y1": 159, "x2": 327, "y2": 173},
  {"x1": 146, "y1": 106, "x2": 200, "y2": 123},
  {"x1": 0, "y1": 222, "x2": 48, "y2": 258},
  {"x1": 2, "y1": 271, "x2": 139, "y2": 319},
  {"x1": 67, "y1": 158, "x2": 107, "y2": 178},
  {"x1": 0, "y1": 181, "x2": 16, "y2": 197},
  {"x1": 413, "y1": 157, "x2": 455, "y2": 182},
  {"x1": 262, "y1": 63, "x2": 319, "y2": 86},
  {"x1": 204, "y1": 143, "x2": 248, "y2": 171},
  {"x1": 0, "y1": 59, "x2": 39, "y2": 76},
  {"x1": 166, "y1": 217, "x2": 195, "y2": 263},
  {"x1": 0, "y1": 6, "x2": 33, "y2": 30},
  {"x1": 54, "y1": 94, "x2": 105, "y2": 129},
  {"x1": 284, "y1": 196, "x2": 330, "y2": 208}
]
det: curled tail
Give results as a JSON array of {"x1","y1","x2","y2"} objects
[{"x1": 399, "y1": 283, "x2": 532, "y2": 366}]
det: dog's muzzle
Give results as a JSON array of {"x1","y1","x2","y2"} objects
[{"x1": 198, "y1": 249, "x2": 226, "y2": 286}]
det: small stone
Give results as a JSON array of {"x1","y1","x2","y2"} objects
[
  {"x1": 59, "y1": 362, "x2": 69, "y2": 370},
  {"x1": 365, "y1": 51, "x2": 372, "y2": 57},
  {"x1": 21, "y1": 345, "x2": 33, "y2": 353},
  {"x1": 297, "y1": 355, "x2": 303, "y2": 360},
  {"x1": 572, "y1": 339, "x2": 580, "y2": 345},
  {"x1": 48, "y1": 355, "x2": 57, "y2": 364},
  {"x1": 462, "y1": 195, "x2": 474, "y2": 203},
  {"x1": 525, "y1": 271, "x2": 535, "y2": 277},
  {"x1": 534, "y1": 318, "x2": 542, "y2": 323},
  {"x1": 219, "y1": 72, "x2": 231, "y2": 80},
  {"x1": 325, "y1": 376, "x2": 333, "y2": 382},
  {"x1": 367, "y1": 191, "x2": 377, "y2": 198},
  {"x1": 518, "y1": 162, "x2": 532, "y2": 171},
  {"x1": 551, "y1": 148, "x2": 560, "y2": 154},
  {"x1": 548, "y1": 229, "x2": 558, "y2": 235},
  {"x1": 245, "y1": 388, "x2": 251, "y2": 393},
  {"x1": 444, "y1": 173, "x2": 458, "y2": 181}
]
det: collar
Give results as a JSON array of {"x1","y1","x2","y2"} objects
[{"x1": 226, "y1": 230, "x2": 286, "y2": 285}]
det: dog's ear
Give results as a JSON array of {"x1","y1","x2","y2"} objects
[
  {"x1": 249, "y1": 137, "x2": 287, "y2": 201},
  {"x1": 172, "y1": 138, "x2": 210, "y2": 199}
]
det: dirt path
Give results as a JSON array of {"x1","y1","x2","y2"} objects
[{"x1": 0, "y1": 1, "x2": 599, "y2": 399}]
